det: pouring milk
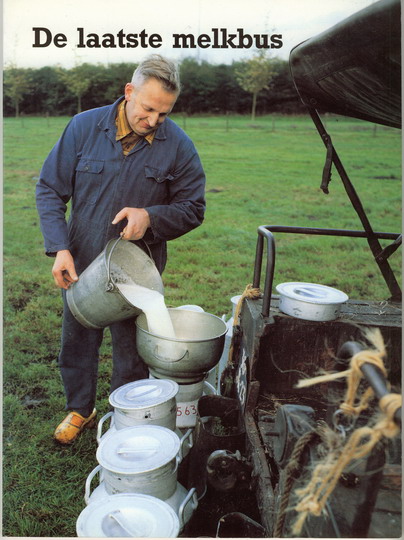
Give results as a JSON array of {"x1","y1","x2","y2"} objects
[{"x1": 116, "y1": 282, "x2": 186, "y2": 361}]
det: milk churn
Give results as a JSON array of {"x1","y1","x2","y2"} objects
[
  {"x1": 97, "y1": 379, "x2": 179, "y2": 443},
  {"x1": 94, "y1": 425, "x2": 180, "y2": 500},
  {"x1": 85, "y1": 425, "x2": 198, "y2": 532},
  {"x1": 217, "y1": 295, "x2": 242, "y2": 393},
  {"x1": 76, "y1": 493, "x2": 180, "y2": 537},
  {"x1": 176, "y1": 379, "x2": 216, "y2": 428}
]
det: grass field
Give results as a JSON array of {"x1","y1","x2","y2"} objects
[{"x1": 2, "y1": 113, "x2": 402, "y2": 537}]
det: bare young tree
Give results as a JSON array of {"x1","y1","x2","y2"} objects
[
  {"x1": 57, "y1": 64, "x2": 93, "y2": 114},
  {"x1": 235, "y1": 52, "x2": 277, "y2": 121}
]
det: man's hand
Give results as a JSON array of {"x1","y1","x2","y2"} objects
[
  {"x1": 112, "y1": 207, "x2": 151, "y2": 240},
  {"x1": 52, "y1": 250, "x2": 79, "y2": 289}
]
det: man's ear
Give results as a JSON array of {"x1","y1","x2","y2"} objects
[{"x1": 124, "y1": 83, "x2": 134, "y2": 101}]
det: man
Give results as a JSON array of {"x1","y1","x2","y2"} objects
[{"x1": 36, "y1": 55, "x2": 206, "y2": 444}]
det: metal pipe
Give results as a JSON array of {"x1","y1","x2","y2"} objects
[
  {"x1": 259, "y1": 225, "x2": 400, "y2": 240},
  {"x1": 253, "y1": 225, "x2": 401, "y2": 318},
  {"x1": 253, "y1": 227, "x2": 275, "y2": 317},
  {"x1": 338, "y1": 341, "x2": 401, "y2": 427}
]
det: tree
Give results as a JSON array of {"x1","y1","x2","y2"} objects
[
  {"x1": 235, "y1": 52, "x2": 277, "y2": 120},
  {"x1": 177, "y1": 58, "x2": 217, "y2": 114},
  {"x1": 24, "y1": 66, "x2": 69, "y2": 116},
  {"x1": 57, "y1": 64, "x2": 94, "y2": 114},
  {"x1": 2, "y1": 59, "x2": 302, "y2": 117},
  {"x1": 260, "y1": 59, "x2": 305, "y2": 114},
  {"x1": 3, "y1": 65, "x2": 33, "y2": 117},
  {"x1": 210, "y1": 63, "x2": 244, "y2": 113},
  {"x1": 100, "y1": 63, "x2": 137, "y2": 105}
]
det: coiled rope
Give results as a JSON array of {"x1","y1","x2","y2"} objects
[{"x1": 290, "y1": 328, "x2": 401, "y2": 536}]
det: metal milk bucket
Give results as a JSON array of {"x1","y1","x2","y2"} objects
[
  {"x1": 97, "y1": 379, "x2": 179, "y2": 443},
  {"x1": 76, "y1": 493, "x2": 180, "y2": 537},
  {"x1": 66, "y1": 237, "x2": 164, "y2": 329},
  {"x1": 95, "y1": 425, "x2": 181, "y2": 501}
]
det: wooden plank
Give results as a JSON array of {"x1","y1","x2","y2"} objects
[
  {"x1": 244, "y1": 409, "x2": 275, "y2": 536},
  {"x1": 270, "y1": 295, "x2": 402, "y2": 327}
]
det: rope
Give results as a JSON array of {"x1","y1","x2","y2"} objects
[
  {"x1": 273, "y1": 429, "x2": 321, "y2": 537},
  {"x1": 226, "y1": 284, "x2": 260, "y2": 368},
  {"x1": 233, "y1": 283, "x2": 261, "y2": 327},
  {"x1": 292, "y1": 395, "x2": 401, "y2": 536},
  {"x1": 340, "y1": 349, "x2": 387, "y2": 417},
  {"x1": 291, "y1": 329, "x2": 401, "y2": 536}
]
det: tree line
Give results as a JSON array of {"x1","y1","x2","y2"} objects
[{"x1": 3, "y1": 55, "x2": 306, "y2": 118}]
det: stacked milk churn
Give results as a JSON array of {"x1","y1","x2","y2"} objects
[
  {"x1": 77, "y1": 378, "x2": 198, "y2": 537},
  {"x1": 76, "y1": 305, "x2": 228, "y2": 537}
]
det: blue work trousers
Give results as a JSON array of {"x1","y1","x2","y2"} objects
[{"x1": 58, "y1": 291, "x2": 148, "y2": 417}]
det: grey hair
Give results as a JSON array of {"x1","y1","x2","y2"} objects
[{"x1": 131, "y1": 54, "x2": 181, "y2": 94}]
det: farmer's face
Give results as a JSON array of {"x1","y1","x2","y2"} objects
[{"x1": 124, "y1": 78, "x2": 178, "y2": 136}]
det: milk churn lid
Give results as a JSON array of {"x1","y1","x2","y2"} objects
[
  {"x1": 276, "y1": 282, "x2": 348, "y2": 304},
  {"x1": 109, "y1": 378, "x2": 179, "y2": 410},
  {"x1": 96, "y1": 425, "x2": 180, "y2": 473},
  {"x1": 76, "y1": 493, "x2": 180, "y2": 537}
]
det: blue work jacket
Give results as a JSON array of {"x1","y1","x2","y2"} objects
[{"x1": 36, "y1": 97, "x2": 206, "y2": 274}]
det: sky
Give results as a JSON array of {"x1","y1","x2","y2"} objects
[{"x1": 4, "y1": 0, "x2": 378, "y2": 68}]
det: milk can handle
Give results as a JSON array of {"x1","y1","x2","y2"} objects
[
  {"x1": 96, "y1": 411, "x2": 114, "y2": 444},
  {"x1": 105, "y1": 237, "x2": 122, "y2": 292},
  {"x1": 84, "y1": 464, "x2": 102, "y2": 505},
  {"x1": 178, "y1": 487, "x2": 198, "y2": 530},
  {"x1": 203, "y1": 381, "x2": 217, "y2": 395},
  {"x1": 105, "y1": 237, "x2": 155, "y2": 292},
  {"x1": 178, "y1": 428, "x2": 193, "y2": 461}
]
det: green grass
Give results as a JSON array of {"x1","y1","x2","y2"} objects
[{"x1": 2, "y1": 114, "x2": 401, "y2": 537}]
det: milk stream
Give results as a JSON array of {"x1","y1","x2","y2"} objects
[{"x1": 116, "y1": 282, "x2": 186, "y2": 361}]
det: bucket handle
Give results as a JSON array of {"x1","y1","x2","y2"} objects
[
  {"x1": 139, "y1": 238, "x2": 153, "y2": 261},
  {"x1": 105, "y1": 237, "x2": 123, "y2": 292},
  {"x1": 96, "y1": 411, "x2": 114, "y2": 444},
  {"x1": 106, "y1": 236, "x2": 154, "y2": 292},
  {"x1": 178, "y1": 487, "x2": 198, "y2": 530},
  {"x1": 84, "y1": 464, "x2": 102, "y2": 505},
  {"x1": 105, "y1": 237, "x2": 155, "y2": 293}
]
